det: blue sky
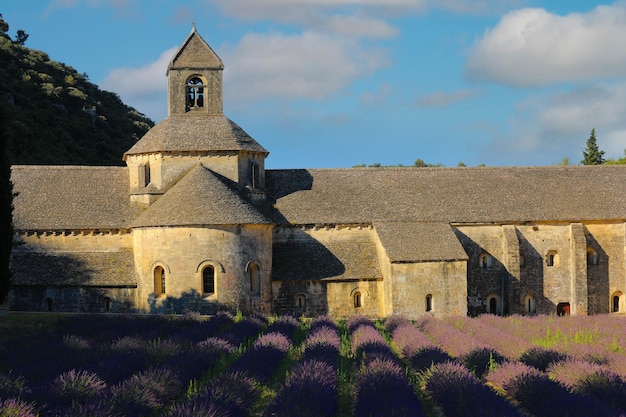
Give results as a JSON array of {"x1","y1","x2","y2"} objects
[{"x1": 4, "y1": 0, "x2": 626, "y2": 168}]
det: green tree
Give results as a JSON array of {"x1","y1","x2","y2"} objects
[
  {"x1": 0, "y1": 14, "x2": 9, "y2": 41},
  {"x1": 414, "y1": 158, "x2": 427, "y2": 167},
  {"x1": 14, "y1": 29, "x2": 28, "y2": 45},
  {"x1": 0, "y1": 107, "x2": 13, "y2": 305},
  {"x1": 581, "y1": 128, "x2": 605, "y2": 165}
]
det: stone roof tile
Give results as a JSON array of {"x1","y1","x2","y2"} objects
[
  {"x1": 266, "y1": 165, "x2": 626, "y2": 225},
  {"x1": 124, "y1": 115, "x2": 268, "y2": 156},
  {"x1": 10, "y1": 251, "x2": 135, "y2": 286},
  {"x1": 11, "y1": 166, "x2": 140, "y2": 231},
  {"x1": 131, "y1": 164, "x2": 271, "y2": 228}
]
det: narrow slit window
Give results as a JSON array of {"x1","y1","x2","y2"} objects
[
  {"x1": 203, "y1": 266, "x2": 215, "y2": 295},
  {"x1": 354, "y1": 292, "x2": 362, "y2": 308},
  {"x1": 154, "y1": 266, "x2": 166, "y2": 296}
]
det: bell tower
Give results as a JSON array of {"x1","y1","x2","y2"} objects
[
  {"x1": 167, "y1": 25, "x2": 224, "y2": 116},
  {"x1": 124, "y1": 26, "x2": 268, "y2": 207}
]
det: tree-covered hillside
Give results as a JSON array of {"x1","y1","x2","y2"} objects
[{"x1": 0, "y1": 15, "x2": 153, "y2": 166}]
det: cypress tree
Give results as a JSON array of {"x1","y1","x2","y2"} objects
[
  {"x1": 581, "y1": 128, "x2": 605, "y2": 165},
  {"x1": 0, "y1": 106, "x2": 13, "y2": 305}
]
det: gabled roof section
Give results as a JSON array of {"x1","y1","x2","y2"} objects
[
  {"x1": 131, "y1": 164, "x2": 271, "y2": 228},
  {"x1": 374, "y1": 222, "x2": 468, "y2": 262},
  {"x1": 266, "y1": 165, "x2": 626, "y2": 225},
  {"x1": 168, "y1": 25, "x2": 223, "y2": 73},
  {"x1": 124, "y1": 114, "x2": 268, "y2": 157},
  {"x1": 11, "y1": 166, "x2": 141, "y2": 230}
]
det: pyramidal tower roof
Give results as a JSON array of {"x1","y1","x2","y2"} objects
[
  {"x1": 167, "y1": 24, "x2": 223, "y2": 73},
  {"x1": 124, "y1": 26, "x2": 267, "y2": 158}
]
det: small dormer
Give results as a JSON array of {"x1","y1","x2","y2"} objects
[{"x1": 167, "y1": 25, "x2": 224, "y2": 116}]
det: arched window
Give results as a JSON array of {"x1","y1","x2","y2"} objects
[
  {"x1": 587, "y1": 247, "x2": 599, "y2": 266},
  {"x1": 479, "y1": 252, "x2": 493, "y2": 269},
  {"x1": 202, "y1": 265, "x2": 215, "y2": 295},
  {"x1": 295, "y1": 294, "x2": 306, "y2": 311},
  {"x1": 186, "y1": 77, "x2": 204, "y2": 109},
  {"x1": 154, "y1": 266, "x2": 166, "y2": 296},
  {"x1": 487, "y1": 295, "x2": 502, "y2": 315},
  {"x1": 45, "y1": 298, "x2": 53, "y2": 312},
  {"x1": 611, "y1": 292, "x2": 623, "y2": 313},
  {"x1": 249, "y1": 263, "x2": 260, "y2": 296},
  {"x1": 425, "y1": 294, "x2": 433, "y2": 312},
  {"x1": 525, "y1": 295, "x2": 536, "y2": 314},
  {"x1": 354, "y1": 292, "x2": 362, "y2": 308}
]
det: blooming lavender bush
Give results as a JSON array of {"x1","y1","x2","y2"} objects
[
  {"x1": 384, "y1": 314, "x2": 411, "y2": 334},
  {"x1": 220, "y1": 316, "x2": 265, "y2": 347},
  {"x1": 417, "y1": 315, "x2": 485, "y2": 357},
  {"x1": 391, "y1": 323, "x2": 435, "y2": 359},
  {"x1": 229, "y1": 332, "x2": 291, "y2": 384},
  {"x1": 0, "y1": 371, "x2": 30, "y2": 398},
  {"x1": 424, "y1": 361, "x2": 522, "y2": 417},
  {"x1": 574, "y1": 368, "x2": 626, "y2": 412},
  {"x1": 0, "y1": 397, "x2": 38, "y2": 417},
  {"x1": 504, "y1": 365, "x2": 617, "y2": 417},
  {"x1": 407, "y1": 346, "x2": 456, "y2": 372},
  {"x1": 265, "y1": 359, "x2": 338, "y2": 417},
  {"x1": 351, "y1": 324, "x2": 396, "y2": 365},
  {"x1": 519, "y1": 346, "x2": 567, "y2": 371},
  {"x1": 109, "y1": 367, "x2": 183, "y2": 416},
  {"x1": 303, "y1": 325, "x2": 341, "y2": 365},
  {"x1": 45, "y1": 369, "x2": 107, "y2": 411},
  {"x1": 461, "y1": 347, "x2": 506, "y2": 379},
  {"x1": 266, "y1": 315, "x2": 300, "y2": 342},
  {"x1": 353, "y1": 357, "x2": 425, "y2": 417},
  {"x1": 347, "y1": 314, "x2": 376, "y2": 334},
  {"x1": 179, "y1": 371, "x2": 260, "y2": 417}
]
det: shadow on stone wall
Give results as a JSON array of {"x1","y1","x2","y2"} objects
[
  {"x1": 585, "y1": 229, "x2": 609, "y2": 314},
  {"x1": 147, "y1": 289, "x2": 238, "y2": 315},
  {"x1": 516, "y1": 231, "x2": 552, "y2": 315}
]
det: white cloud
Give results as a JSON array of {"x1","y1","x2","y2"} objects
[
  {"x1": 99, "y1": 30, "x2": 390, "y2": 119},
  {"x1": 480, "y1": 81, "x2": 626, "y2": 164},
  {"x1": 466, "y1": 4, "x2": 626, "y2": 86},
  {"x1": 415, "y1": 88, "x2": 480, "y2": 107},
  {"x1": 221, "y1": 31, "x2": 391, "y2": 103},
  {"x1": 100, "y1": 47, "x2": 175, "y2": 120},
  {"x1": 206, "y1": 0, "x2": 523, "y2": 40}
]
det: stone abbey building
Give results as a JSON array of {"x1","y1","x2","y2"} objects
[{"x1": 9, "y1": 28, "x2": 626, "y2": 318}]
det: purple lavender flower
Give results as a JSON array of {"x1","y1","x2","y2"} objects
[
  {"x1": 461, "y1": 348, "x2": 506, "y2": 379},
  {"x1": 519, "y1": 347, "x2": 567, "y2": 371},
  {"x1": 425, "y1": 361, "x2": 522, "y2": 417},
  {"x1": 0, "y1": 397, "x2": 38, "y2": 417},
  {"x1": 0, "y1": 371, "x2": 30, "y2": 398},
  {"x1": 193, "y1": 371, "x2": 260, "y2": 417},
  {"x1": 353, "y1": 357, "x2": 425, "y2": 417},
  {"x1": 48, "y1": 369, "x2": 107, "y2": 406},
  {"x1": 266, "y1": 359, "x2": 338, "y2": 417},
  {"x1": 391, "y1": 323, "x2": 435, "y2": 359}
]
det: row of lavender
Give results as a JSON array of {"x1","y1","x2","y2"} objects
[
  {"x1": 410, "y1": 314, "x2": 626, "y2": 416},
  {"x1": 2, "y1": 312, "x2": 626, "y2": 416},
  {"x1": 0, "y1": 313, "x2": 273, "y2": 416}
]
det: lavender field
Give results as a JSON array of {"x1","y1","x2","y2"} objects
[{"x1": 1, "y1": 312, "x2": 626, "y2": 417}]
